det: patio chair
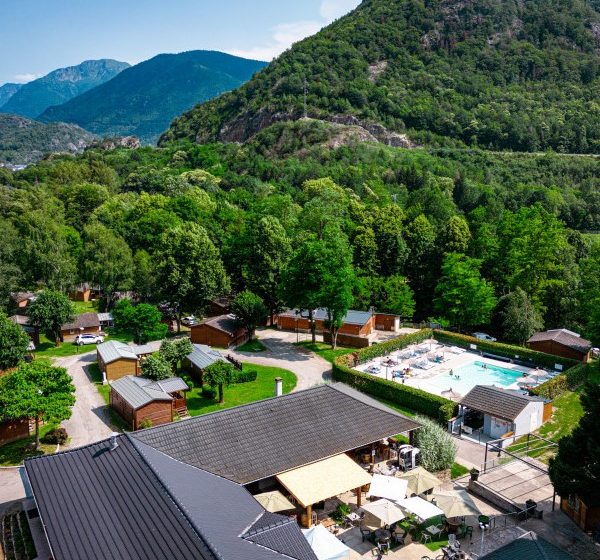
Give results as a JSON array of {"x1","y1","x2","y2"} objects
[
  {"x1": 360, "y1": 527, "x2": 373, "y2": 542},
  {"x1": 420, "y1": 533, "x2": 432, "y2": 545},
  {"x1": 377, "y1": 541, "x2": 390, "y2": 555}
]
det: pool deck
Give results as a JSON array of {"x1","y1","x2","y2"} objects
[{"x1": 354, "y1": 342, "x2": 536, "y2": 401}]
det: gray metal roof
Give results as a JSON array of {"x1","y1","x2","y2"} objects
[
  {"x1": 25, "y1": 435, "x2": 317, "y2": 560},
  {"x1": 110, "y1": 376, "x2": 188, "y2": 409},
  {"x1": 96, "y1": 340, "x2": 138, "y2": 364},
  {"x1": 186, "y1": 344, "x2": 228, "y2": 369},
  {"x1": 129, "y1": 343, "x2": 155, "y2": 355},
  {"x1": 132, "y1": 383, "x2": 420, "y2": 484},
  {"x1": 280, "y1": 308, "x2": 374, "y2": 326},
  {"x1": 96, "y1": 312, "x2": 113, "y2": 322},
  {"x1": 480, "y1": 533, "x2": 573, "y2": 560},
  {"x1": 460, "y1": 385, "x2": 545, "y2": 421}
]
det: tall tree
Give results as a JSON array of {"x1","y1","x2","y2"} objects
[
  {"x1": 82, "y1": 223, "x2": 133, "y2": 310},
  {"x1": 496, "y1": 288, "x2": 544, "y2": 344},
  {"x1": 159, "y1": 338, "x2": 193, "y2": 372},
  {"x1": 433, "y1": 253, "x2": 497, "y2": 330},
  {"x1": 0, "y1": 312, "x2": 30, "y2": 371},
  {"x1": 405, "y1": 214, "x2": 437, "y2": 316},
  {"x1": 242, "y1": 216, "x2": 291, "y2": 324},
  {"x1": 549, "y1": 383, "x2": 600, "y2": 506},
  {"x1": 204, "y1": 361, "x2": 236, "y2": 404},
  {"x1": 371, "y1": 205, "x2": 408, "y2": 276},
  {"x1": 112, "y1": 299, "x2": 167, "y2": 344},
  {"x1": 439, "y1": 215, "x2": 471, "y2": 254},
  {"x1": 231, "y1": 291, "x2": 268, "y2": 341},
  {"x1": 154, "y1": 224, "x2": 230, "y2": 331},
  {"x1": 141, "y1": 354, "x2": 173, "y2": 381},
  {"x1": 0, "y1": 361, "x2": 75, "y2": 449},
  {"x1": 356, "y1": 275, "x2": 416, "y2": 319},
  {"x1": 27, "y1": 290, "x2": 74, "y2": 345}
]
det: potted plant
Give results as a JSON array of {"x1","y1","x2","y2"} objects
[{"x1": 470, "y1": 468, "x2": 480, "y2": 482}]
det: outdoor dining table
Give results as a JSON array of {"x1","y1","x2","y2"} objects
[
  {"x1": 426, "y1": 524, "x2": 442, "y2": 536},
  {"x1": 374, "y1": 528, "x2": 391, "y2": 542}
]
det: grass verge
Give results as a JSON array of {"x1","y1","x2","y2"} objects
[
  {"x1": 236, "y1": 339, "x2": 267, "y2": 352},
  {"x1": 296, "y1": 341, "x2": 353, "y2": 364},
  {"x1": 0, "y1": 424, "x2": 57, "y2": 466},
  {"x1": 184, "y1": 363, "x2": 296, "y2": 416},
  {"x1": 451, "y1": 462, "x2": 469, "y2": 479}
]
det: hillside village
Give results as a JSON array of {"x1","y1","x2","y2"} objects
[{"x1": 1, "y1": 0, "x2": 600, "y2": 559}]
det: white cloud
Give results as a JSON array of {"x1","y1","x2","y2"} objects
[
  {"x1": 320, "y1": 0, "x2": 361, "y2": 22},
  {"x1": 228, "y1": 1, "x2": 360, "y2": 62},
  {"x1": 13, "y1": 73, "x2": 41, "y2": 84},
  {"x1": 228, "y1": 20, "x2": 322, "y2": 61}
]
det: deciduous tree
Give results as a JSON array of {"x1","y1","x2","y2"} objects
[
  {"x1": 0, "y1": 312, "x2": 30, "y2": 371},
  {"x1": 0, "y1": 361, "x2": 75, "y2": 449},
  {"x1": 204, "y1": 361, "x2": 236, "y2": 404},
  {"x1": 112, "y1": 299, "x2": 167, "y2": 344},
  {"x1": 231, "y1": 291, "x2": 268, "y2": 341},
  {"x1": 496, "y1": 288, "x2": 543, "y2": 344},
  {"x1": 141, "y1": 354, "x2": 173, "y2": 381},
  {"x1": 27, "y1": 290, "x2": 74, "y2": 346}
]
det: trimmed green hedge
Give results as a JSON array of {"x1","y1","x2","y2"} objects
[
  {"x1": 233, "y1": 369, "x2": 258, "y2": 383},
  {"x1": 333, "y1": 329, "x2": 456, "y2": 424},
  {"x1": 434, "y1": 331, "x2": 579, "y2": 370},
  {"x1": 532, "y1": 361, "x2": 597, "y2": 399}
]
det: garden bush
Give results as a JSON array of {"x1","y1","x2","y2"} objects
[
  {"x1": 413, "y1": 415, "x2": 457, "y2": 472},
  {"x1": 201, "y1": 386, "x2": 217, "y2": 399},
  {"x1": 138, "y1": 419, "x2": 153, "y2": 429},
  {"x1": 41, "y1": 427, "x2": 68, "y2": 445},
  {"x1": 233, "y1": 369, "x2": 258, "y2": 383},
  {"x1": 533, "y1": 361, "x2": 597, "y2": 399}
]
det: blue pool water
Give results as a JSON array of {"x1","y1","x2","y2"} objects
[{"x1": 426, "y1": 360, "x2": 524, "y2": 395}]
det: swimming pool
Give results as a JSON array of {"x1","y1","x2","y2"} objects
[{"x1": 425, "y1": 360, "x2": 524, "y2": 395}]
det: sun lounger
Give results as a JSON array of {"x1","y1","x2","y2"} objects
[{"x1": 448, "y1": 346, "x2": 466, "y2": 354}]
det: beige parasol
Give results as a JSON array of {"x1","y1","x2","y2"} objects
[
  {"x1": 431, "y1": 489, "x2": 482, "y2": 518},
  {"x1": 254, "y1": 490, "x2": 296, "y2": 512},
  {"x1": 397, "y1": 467, "x2": 443, "y2": 496}
]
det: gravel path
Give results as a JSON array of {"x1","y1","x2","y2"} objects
[{"x1": 226, "y1": 329, "x2": 332, "y2": 391}]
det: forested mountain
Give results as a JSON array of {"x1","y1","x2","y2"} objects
[
  {"x1": 39, "y1": 51, "x2": 267, "y2": 144},
  {"x1": 0, "y1": 59, "x2": 129, "y2": 118},
  {"x1": 162, "y1": 0, "x2": 600, "y2": 153},
  {"x1": 0, "y1": 114, "x2": 95, "y2": 164},
  {"x1": 0, "y1": 83, "x2": 22, "y2": 107}
]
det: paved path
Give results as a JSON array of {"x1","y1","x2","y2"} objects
[
  {"x1": 55, "y1": 352, "x2": 114, "y2": 449},
  {"x1": 453, "y1": 435, "x2": 487, "y2": 470},
  {"x1": 226, "y1": 329, "x2": 332, "y2": 391}
]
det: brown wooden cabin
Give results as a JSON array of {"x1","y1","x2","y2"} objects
[
  {"x1": 277, "y1": 308, "x2": 375, "y2": 337},
  {"x1": 10, "y1": 314, "x2": 40, "y2": 346},
  {"x1": 183, "y1": 343, "x2": 229, "y2": 385},
  {"x1": 561, "y1": 494, "x2": 600, "y2": 534},
  {"x1": 206, "y1": 297, "x2": 232, "y2": 318},
  {"x1": 0, "y1": 417, "x2": 31, "y2": 446},
  {"x1": 97, "y1": 340, "x2": 140, "y2": 382},
  {"x1": 10, "y1": 291, "x2": 36, "y2": 309},
  {"x1": 110, "y1": 375, "x2": 189, "y2": 430},
  {"x1": 69, "y1": 283, "x2": 93, "y2": 302},
  {"x1": 61, "y1": 312, "x2": 101, "y2": 342},
  {"x1": 527, "y1": 329, "x2": 592, "y2": 363},
  {"x1": 190, "y1": 314, "x2": 247, "y2": 348}
]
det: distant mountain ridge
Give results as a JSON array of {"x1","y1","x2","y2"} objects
[
  {"x1": 160, "y1": 0, "x2": 600, "y2": 153},
  {"x1": 0, "y1": 113, "x2": 96, "y2": 165},
  {"x1": 39, "y1": 51, "x2": 267, "y2": 144},
  {"x1": 0, "y1": 83, "x2": 22, "y2": 107},
  {"x1": 0, "y1": 59, "x2": 130, "y2": 118}
]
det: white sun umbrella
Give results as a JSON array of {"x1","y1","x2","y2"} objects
[
  {"x1": 368, "y1": 474, "x2": 408, "y2": 502},
  {"x1": 361, "y1": 498, "x2": 408, "y2": 526},
  {"x1": 517, "y1": 370, "x2": 547, "y2": 384},
  {"x1": 398, "y1": 496, "x2": 444, "y2": 521},
  {"x1": 431, "y1": 489, "x2": 482, "y2": 519}
]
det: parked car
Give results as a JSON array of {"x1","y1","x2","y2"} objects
[
  {"x1": 181, "y1": 315, "x2": 198, "y2": 326},
  {"x1": 75, "y1": 333, "x2": 104, "y2": 345},
  {"x1": 473, "y1": 332, "x2": 497, "y2": 342}
]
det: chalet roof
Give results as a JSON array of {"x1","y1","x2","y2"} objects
[
  {"x1": 10, "y1": 291, "x2": 35, "y2": 303},
  {"x1": 132, "y1": 383, "x2": 420, "y2": 484},
  {"x1": 96, "y1": 312, "x2": 113, "y2": 323},
  {"x1": 110, "y1": 375, "x2": 188, "y2": 409},
  {"x1": 25, "y1": 435, "x2": 316, "y2": 560},
  {"x1": 527, "y1": 329, "x2": 592, "y2": 354},
  {"x1": 96, "y1": 340, "x2": 137, "y2": 364},
  {"x1": 9, "y1": 314, "x2": 31, "y2": 326},
  {"x1": 460, "y1": 385, "x2": 545, "y2": 422},
  {"x1": 480, "y1": 533, "x2": 573, "y2": 559},
  {"x1": 61, "y1": 312, "x2": 100, "y2": 331},
  {"x1": 129, "y1": 343, "x2": 155, "y2": 355},
  {"x1": 186, "y1": 344, "x2": 228, "y2": 369},
  {"x1": 280, "y1": 308, "x2": 373, "y2": 326},
  {"x1": 194, "y1": 314, "x2": 242, "y2": 336}
]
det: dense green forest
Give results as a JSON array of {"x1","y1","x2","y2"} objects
[
  {"x1": 2, "y1": 119, "x2": 600, "y2": 344},
  {"x1": 163, "y1": 0, "x2": 600, "y2": 153}
]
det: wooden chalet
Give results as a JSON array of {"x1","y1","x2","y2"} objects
[
  {"x1": 60, "y1": 312, "x2": 101, "y2": 342},
  {"x1": 527, "y1": 329, "x2": 592, "y2": 363},
  {"x1": 190, "y1": 314, "x2": 247, "y2": 348},
  {"x1": 96, "y1": 340, "x2": 140, "y2": 382}
]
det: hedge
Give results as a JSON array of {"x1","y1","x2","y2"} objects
[
  {"x1": 434, "y1": 331, "x2": 579, "y2": 370},
  {"x1": 532, "y1": 361, "x2": 597, "y2": 399},
  {"x1": 233, "y1": 369, "x2": 258, "y2": 383},
  {"x1": 333, "y1": 329, "x2": 457, "y2": 424}
]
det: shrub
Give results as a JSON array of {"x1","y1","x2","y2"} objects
[
  {"x1": 331, "y1": 503, "x2": 351, "y2": 523},
  {"x1": 532, "y1": 361, "x2": 597, "y2": 399},
  {"x1": 201, "y1": 386, "x2": 216, "y2": 399},
  {"x1": 233, "y1": 369, "x2": 258, "y2": 383},
  {"x1": 138, "y1": 419, "x2": 153, "y2": 429},
  {"x1": 42, "y1": 427, "x2": 68, "y2": 445},
  {"x1": 413, "y1": 415, "x2": 457, "y2": 472},
  {"x1": 141, "y1": 354, "x2": 172, "y2": 381},
  {"x1": 531, "y1": 375, "x2": 568, "y2": 399},
  {"x1": 434, "y1": 330, "x2": 578, "y2": 370}
]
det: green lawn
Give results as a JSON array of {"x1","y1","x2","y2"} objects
[
  {"x1": 184, "y1": 362, "x2": 297, "y2": 416},
  {"x1": 236, "y1": 339, "x2": 267, "y2": 352},
  {"x1": 296, "y1": 341, "x2": 354, "y2": 364},
  {"x1": 451, "y1": 462, "x2": 469, "y2": 479},
  {"x1": 71, "y1": 300, "x2": 98, "y2": 314},
  {"x1": 33, "y1": 328, "x2": 137, "y2": 359},
  {"x1": 0, "y1": 424, "x2": 57, "y2": 466}
]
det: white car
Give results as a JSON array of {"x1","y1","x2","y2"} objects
[
  {"x1": 181, "y1": 315, "x2": 198, "y2": 326},
  {"x1": 473, "y1": 332, "x2": 497, "y2": 342},
  {"x1": 75, "y1": 334, "x2": 104, "y2": 345}
]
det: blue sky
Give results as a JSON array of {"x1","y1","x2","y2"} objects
[{"x1": 0, "y1": 0, "x2": 361, "y2": 85}]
